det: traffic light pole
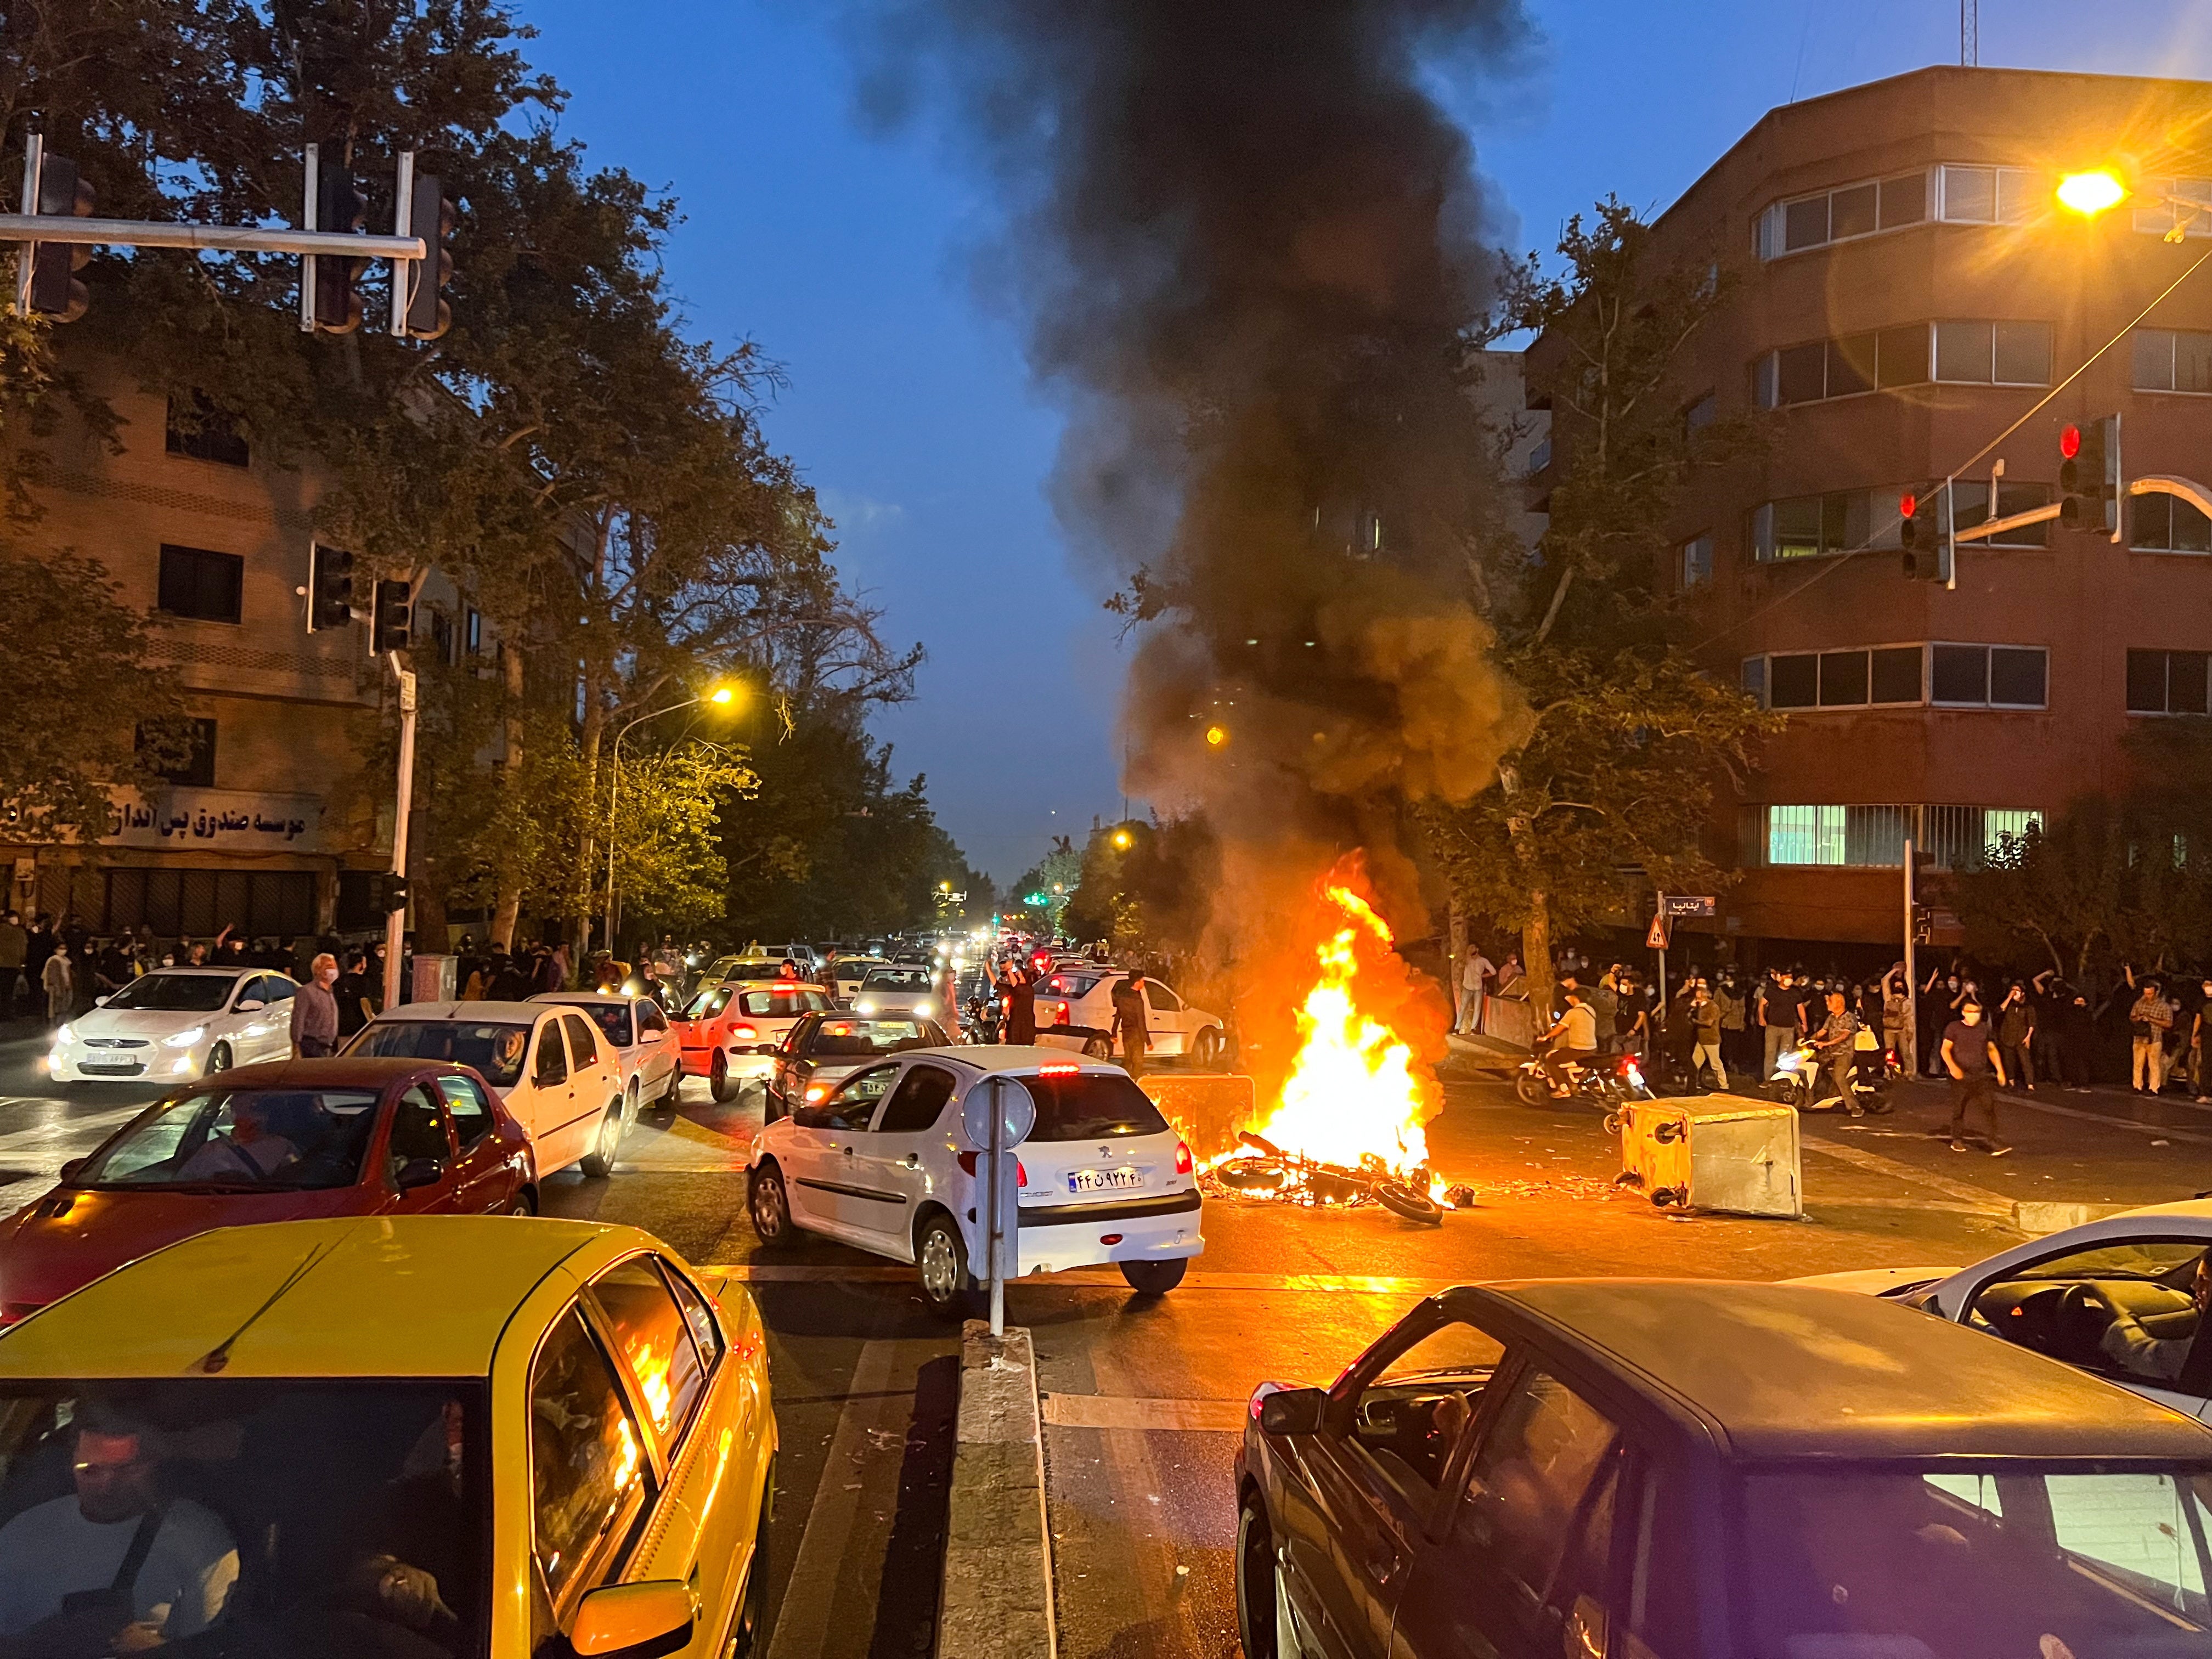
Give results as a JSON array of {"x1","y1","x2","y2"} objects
[
  {"x1": 1901, "y1": 839, "x2": 1917, "y2": 1078},
  {"x1": 384, "y1": 654, "x2": 419, "y2": 1013}
]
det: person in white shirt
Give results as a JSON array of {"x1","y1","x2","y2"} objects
[
  {"x1": 0, "y1": 1409, "x2": 237, "y2": 1649},
  {"x1": 1457, "y1": 949, "x2": 1494, "y2": 1036}
]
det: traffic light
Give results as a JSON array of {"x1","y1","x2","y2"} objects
[
  {"x1": 369, "y1": 872, "x2": 410, "y2": 913},
  {"x1": 371, "y1": 579, "x2": 411, "y2": 653},
  {"x1": 311, "y1": 163, "x2": 365, "y2": 334},
  {"x1": 1899, "y1": 487, "x2": 1950, "y2": 583},
  {"x1": 1912, "y1": 905, "x2": 1934, "y2": 945},
  {"x1": 2059, "y1": 415, "x2": 2121, "y2": 535},
  {"x1": 403, "y1": 174, "x2": 455, "y2": 340},
  {"x1": 27, "y1": 155, "x2": 94, "y2": 323},
  {"x1": 308, "y1": 545, "x2": 355, "y2": 631}
]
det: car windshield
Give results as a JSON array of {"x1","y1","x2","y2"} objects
[
  {"x1": 99, "y1": 974, "x2": 237, "y2": 1014},
  {"x1": 838, "y1": 961, "x2": 885, "y2": 979},
  {"x1": 348, "y1": 1020, "x2": 531, "y2": 1088},
  {"x1": 0, "y1": 1380, "x2": 487, "y2": 1655},
  {"x1": 1018, "y1": 1071, "x2": 1169, "y2": 1142},
  {"x1": 861, "y1": 969, "x2": 930, "y2": 991},
  {"x1": 1743, "y1": 1463, "x2": 2212, "y2": 1658},
  {"x1": 72, "y1": 1088, "x2": 383, "y2": 1190},
  {"x1": 568, "y1": 1001, "x2": 634, "y2": 1047},
  {"x1": 809, "y1": 1020, "x2": 932, "y2": 1057}
]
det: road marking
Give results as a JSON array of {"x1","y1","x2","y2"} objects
[
  {"x1": 1995, "y1": 1092, "x2": 2212, "y2": 1147},
  {"x1": 764, "y1": 1340, "x2": 906, "y2": 1659},
  {"x1": 1799, "y1": 1135, "x2": 2016, "y2": 1216},
  {"x1": 614, "y1": 1160, "x2": 746, "y2": 1174},
  {"x1": 1042, "y1": 1393, "x2": 1247, "y2": 1432}
]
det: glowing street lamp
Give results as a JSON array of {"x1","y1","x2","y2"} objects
[
  {"x1": 605, "y1": 680, "x2": 741, "y2": 950},
  {"x1": 2057, "y1": 171, "x2": 2128, "y2": 217},
  {"x1": 1112, "y1": 828, "x2": 1132, "y2": 850},
  {"x1": 1204, "y1": 724, "x2": 1228, "y2": 747}
]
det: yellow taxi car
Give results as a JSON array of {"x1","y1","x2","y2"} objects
[{"x1": 0, "y1": 1215, "x2": 775, "y2": 1658}]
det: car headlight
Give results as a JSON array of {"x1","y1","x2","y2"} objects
[
  {"x1": 915, "y1": 1001, "x2": 934, "y2": 1019},
  {"x1": 162, "y1": 1026, "x2": 207, "y2": 1050},
  {"x1": 855, "y1": 1000, "x2": 877, "y2": 1015},
  {"x1": 53, "y1": 1024, "x2": 74, "y2": 1045}
]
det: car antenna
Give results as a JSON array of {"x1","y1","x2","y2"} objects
[{"x1": 192, "y1": 1238, "x2": 343, "y2": 1375}]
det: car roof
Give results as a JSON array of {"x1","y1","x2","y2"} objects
[
  {"x1": 185, "y1": 1057, "x2": 469, "y2": 1090},
  {"x1": 928, "y1": 1045, "x2": 1125, "y2": 1076},
  {"x1": 2100, "y1": 1198, "x2": 2212, "y2": 1227},
  {"x1": 529, "y1": 992, "x2": 640, "y2": 1008},
  {"x1": 1466, "y1": 1280, "x2": 2212, "y2": 1463},
  {"x1": 369, "y1": 1001, "x2": 550, "y2": 1022},
  {"x1": 131, "y1": 967, "x2": 250, "y2": 978},
  {"x1": 0, "y1": 1217, "x2": 645, "y2": 1379}
]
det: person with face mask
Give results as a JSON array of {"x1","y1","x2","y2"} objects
[
  {"x1": 1758, "y1": 970, "x2": 1800, "y2": 1080},
  {"x1": 1942, "y1": 998, "x2": 2011, "y2": 1155},
  {"x1": 2125, "y1": 966, "x2": 2175, "y2": 1094},
  {"x1": 2191, "y1": 980, "x2": 2212, "y2": 1105},
  {"x1": 294, "y1": 951, "x2": 341, "y2": 1059}
]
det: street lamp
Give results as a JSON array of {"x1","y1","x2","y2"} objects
[
  {"x1": 605, "y1": 682, "x2": 740, "y2": 952},
  {"x1": 2057, "y1": 170, "x2": 2128, "y2": 218},
  {"x1": 1112, "y1": 828, "x2": 1132, "y2": 850}
]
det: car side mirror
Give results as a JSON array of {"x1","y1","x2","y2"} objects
[
  {"x1": 235, "y1": 998, "x2": 264, "y2": 1013},
  {"x1": 570, "y1": 1579, "x2": 697, "y2": 1658},
  {"x1": 1257, "y1": 1386, "x2": 1329, "y2": 1437},
  {"x1": 92, "y1": 995, "x2": 109, "y2": 1008},
  {"x1": 58, "y1": 1159, "x2": 84, "y2": 1184},
  {"x1": 395, "y1": 1157, "x2": 445, "y2": 1192}
]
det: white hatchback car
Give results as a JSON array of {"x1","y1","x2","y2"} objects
[
  {"x1": 529, "y1": 991, "x2": 683, "y2": 1121},
  {"x1": 745, "y1": 1046, "x2": 1202, "y2": 1316},
  {"x1": 1031, "y1": 968, "x2": 1229, "y2": 1068},
  {"x1": 50, "y1": 967, "x2": 298, "y2": 1085},
  {"x1": 344, "y1": 1001, "x2": 630, "y2": 1180},
  {"x1": 1790, "y1": 1197, "x2": 2212, "y2": 1423}
]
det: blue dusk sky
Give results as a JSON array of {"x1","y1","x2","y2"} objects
[{"x1": 520, "y1": 0, "x2": 2212, "y2": 882}]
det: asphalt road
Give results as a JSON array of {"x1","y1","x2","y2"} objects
[{"x1": 0, "y1": 1029, "x2": 2208, "y2": 1659}]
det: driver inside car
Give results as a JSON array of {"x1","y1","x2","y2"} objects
[
  {"x1": 175, "y1": 1096, "x2": 298, "y2": 1183},
  {"x1": 2089, "y1": 1252, "x2": 2211, "y2": 1383}
]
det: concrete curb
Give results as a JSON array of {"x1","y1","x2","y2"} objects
[
  {"x1": 2012, "y1": 1200, "x2": 2136, "y2": 1235},
  {"x1": 938, "y1": 1321, "x2": 1056, "y2": 1659}
]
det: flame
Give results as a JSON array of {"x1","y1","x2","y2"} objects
[{"x1": 1244, "y1": 882, "x2": 1439, "y2": 1181}]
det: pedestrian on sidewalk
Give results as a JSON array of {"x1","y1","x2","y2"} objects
[
  {"x1": 2126, "y1": 968, "x2": 2175, "y2": 1093},
  {"x1": 1942, "y1": 999, "x2": 2011, "y2": 1155},
  {"x1": 1456, "y1": 945, "x2": 1493, "y2": 1036},
  {"x1": 1714, "y1": 973, "x2": 1747, "y2": 1074},
  {"x1": 293, "y1": 953, "x2": 341, "y2": 1058},
  {"x1": 1687, "y1": 979, "x2": 1726, "y2": 1090},
  {"x1": 39, "y1": 943, "x2": 71, "y2": 1026},
  {"x1": 0, "y1": 911, "x2": 23, "y2": 1023},
  {"x1": 1997, "y1": 981, "x2": 2037, "y2": 1091},
  {"x1": 2052, "y1": 982, "x2": 2096, "y2": 1091},
  {"x1": 2191, "y1": 980, "x2": 2212, "y2": 1105},
  {"x1": 1110, "y1": 970, "x2": 1149, "y2": 1080},
  {"x1": 1880, "y1": 965, "x2": 1909, "y2": 1068},
  {"x1": 1757, "y1": 969, "x2": 1801, "y2": 1081}
]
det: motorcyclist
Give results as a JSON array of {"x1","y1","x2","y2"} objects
[
  {"x1": 1538, "y1": 988, "x2": 1601, "y2": 1097},
  {"x1": 1808, "y1": 988, "x2": 1886, "y2": 1116}
]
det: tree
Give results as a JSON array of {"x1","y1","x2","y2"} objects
[
  {"x1": 1009, "y1": 837, "x2": 1083, "y2": 931},
  {"x1": 1421, "y1": 200, "x2": 1776, "y2": 1017}
]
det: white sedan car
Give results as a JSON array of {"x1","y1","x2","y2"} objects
[
  {"x1": 49, "y1": 967, "x2": 297, "y2": 1085},
  {"x1": 345, "y1": 1001, "x2": 630, "y2": 1180},
  {"x1": 744, "y1": 1046, "x2": 1203, "y2": 1317},
  {"x1": 850, "y1": 966, "x2": 940, "y2": 1022},
  {"x1": 1031, "y1": 968, "x2": 1228, "y2": 1068},
  {"x1": 529, "y1": 991, "x2": 683, "y2": 1121},
  {"x1": 1790, "y1": 1197, "x2": 2212, "y2": 1423}
]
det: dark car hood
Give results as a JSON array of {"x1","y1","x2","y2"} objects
[{"x1": 0, "y1": 1184, "x2": 379, "y2": 1312}]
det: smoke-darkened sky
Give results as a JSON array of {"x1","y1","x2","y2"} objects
[{"x1": 520, "y1": 0, "x2": 2212, "y2": 882}]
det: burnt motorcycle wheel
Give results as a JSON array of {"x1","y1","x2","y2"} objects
[
  {"x1": 1375, "y1": 1180, "x2": 1444, "y2": 1227},
  {"x1": 1513, "y1": 1071, "x2": 1550, "y2": 1105}
]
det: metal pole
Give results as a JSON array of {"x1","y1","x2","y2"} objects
[
  {"x1": 389, "y1": 150, "x2": 414, "y2": 337},
  {"x1": 604, "y1": 745, "x2": 621, "y2": 956},
  {"x1": 383, "y1": 654, "x2": 418, "y2": 1012},
  {"x1": 1902, "y1": 838, "x2": 1918, "y2": 1078},
  {"x1": 300, "y1": 144, "x2": 319, "y2": 334},
  {"x1": 0, "y1": 213, "x2": 422, "y2": 259},
  {"x1": 988, "y1": 1077, "x2": 1006, "y2": 1338},
  {"x1": 14, "y1": 132, "x2": 42, "y2": 317}
]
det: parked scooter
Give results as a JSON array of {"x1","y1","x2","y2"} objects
[
  {"x1": 1514, "y1": 1041, "x2": 1656, "y2": 1108},
  {"x1": 1767, "y1": 1032, "x2": 1897, "y2": 1114}
]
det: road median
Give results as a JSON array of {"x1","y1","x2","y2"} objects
[{"x1": 939, "y1": 1319, "x2": 1056, "y2": 1659}]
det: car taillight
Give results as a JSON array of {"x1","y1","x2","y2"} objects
[
  {"x1": 1053, "y1": 1003, "x2": 1070, "y2": 1025},
  {"x1": 1174, "y1": 1139, "x2": 1193, "y2": 1175},
  {"x1": 733, "y1": 1025, "x2": 758, "y2": 1040}
]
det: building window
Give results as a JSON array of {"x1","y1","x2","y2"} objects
[
  {"x1": 1740, "y1": 656, "x2": 1766, "y2": 706},
  {"x1": 427, "y1": 607, "x2": 456, "y2": 665},
  {"x1": 2132, "y1": 179, "x2": 2212, "y2": 240},
  {"x1": 1923, "y1": 804, "x2": 2044, "y2": 870},
  {"x1": 1680, "y1": 534, "x2": 1713, "y2": 589},
  {"x1": 136, "y1": 718, "x2": 217, "y2": 788},
  {"x1": 163, "y1": 394, "x2": 249, "y2": 468},
  {"x1": 1743, "y1": 804, "x2": 2039, "y2": 870},
  {"x1": 1684, "y1": 392, "x2": 1717, "y2": 433},
  {"x1": 2126, "y1": 648, "x2": 2212, "y2": 715},
  {"x1": 1755, "y1": 171, "x2": 1926, "y2": 259},
  {"x1": 2131, "y1": 492, "x2": 2212, "y2": 554},
  {"x1": 1951, "y1": 479, "x2": 2055, "y2": 548},
  {"x1": 1932, "y1": 320, "x2": 2052, "y2": 386},
  {"x1": 2131, "y1": 329, "x2": 2212, "y2": 393},
  {"x1": 1752, "y1": 487, "x2": 1903, "y2": 560},
  {"x1": 1936, "y1": 165, "x2": 2040, "y2": 224},
  {"x1": 156, "y1": 544, "x2": 244, "y2": 624},
  {"x1": 465, "y1": 606, "x2": 483, "y2": 656},
  {"x1": 1752, "y1": 325, "x2": 1929, "y2": 409},
  {"x1": 1751, "y1": 645, "x2": 1925, "y2": 710},
  {"x1": 1931, "y1": 642, "x2": 2047, "y2": 708},
  {"x1": 1526, "y1": 436, "x2": 1551, "y2": 476}
]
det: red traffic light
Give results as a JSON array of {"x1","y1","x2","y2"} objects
[
  {"x1": 1899, "y1": 492, "x2": 1917, "y2": 520},
  {"x1": 2061, "y1": 424, "x2": 2082, "y2": 459}
]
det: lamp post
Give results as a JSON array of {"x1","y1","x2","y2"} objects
[{"x1": 605, "y1": 685, "x2": 736, "y2": 955}]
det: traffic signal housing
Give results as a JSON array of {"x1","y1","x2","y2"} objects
[
  {"x1": 2059, "y1": 415, "x2": 2121, "y2": 537},
  {"x1": 27, "y1": 156, "x2": 94, "y2": 323},
  {"x1": 308, "y1": 545, "x2": 355, "y2": 631},
  {"x1": 1899, "y1": 487, "x2": 1951, "y2": 583},
  {"x1": 311, "y1": 163, "x2": 365, "y2": 334},
  {"x1": 371, "y1": 579, "x2": 411, "y2": 653},
  {"x1": 403, "y1": 174, "x2": 455, "y2": 340},
  {"x1": 368, "y1": 872, "x2": 410, "y2": 914}
]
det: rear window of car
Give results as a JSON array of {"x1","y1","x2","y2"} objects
[
  {"x1": 1041, "y1": 973, "x2": 1102, "y2": 998},
  {"x1": 1019, "y1": 1071, "x2": 1169, "y2": 1142},
  {"x1": 807, "y1": 1020, "x2": 931, "y2": 1057},
  {"x1": 349, "y1": 1020, "x2": 531, "y2": 1088},
  {"x1": 738, "y1": 990, "x2": 813, "y2": 1018},
  {"x1": 575, "y1": 1002, "x2": 634, "y2": 1047}
]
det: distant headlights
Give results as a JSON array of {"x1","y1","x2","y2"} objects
[
  {"x1": 915, "y1": 1001, "x2": 935, "y2": 1019},
  {"x1": 162, "y1": 1026, "x2": 207, "y2": 1050},
  {"x1": 855, "y1": 1000, "x2": 878, "y2": 1016}
]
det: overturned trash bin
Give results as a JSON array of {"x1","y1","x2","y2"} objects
[{"x1": 1611, "y1": 1093, "x2": 1802, "y2": 1218}]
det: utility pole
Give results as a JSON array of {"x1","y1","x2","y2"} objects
[
  {"x1": 1901, "y1": 838, "x2": 1918, "y2": 1077},
  {"x1": 1961, "y1": 0, "x2": 1978, "y2": 66},
  {"x1": 385, "y1": 654, "x2": 419, "y2": 1012}
]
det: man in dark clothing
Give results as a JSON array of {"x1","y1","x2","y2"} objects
[
  {"x1": 22, "y1": 918, "x2": 54, "y2": 1012},
  {"x1": 1757, "y1": 971, "x2": 1801, "y2": 1080},
  {"x1": 1808, "y1": 989, "x2": 1866, "y2": 1116},
  {"x1": 1109, "y1": 973, "x2": 1150, "y2": 1080},
  {"x1": 335, "y1": 952, "x2": 375, "y2": 1040},
  {"x1": 487, "y1": 951, "x2": 532, "y2": 1002},
  {"x1": 1942, "y1": 1000, "x2": 2011, "y2": 1155},
  {"x1": 0, "y1": 912, "x2": 24, "y2": 1021},
  {"x1": 999, "y1": 963, "x2": 1037, "y2": 1045}
]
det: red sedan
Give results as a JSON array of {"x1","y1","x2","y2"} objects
[{"x1": 0, "y1": 1056, "x2": 535, "y2": 1324}]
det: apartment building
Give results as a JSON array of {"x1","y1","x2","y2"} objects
[
  {"x1": 7, "y1": 358, "x2": 484, "y2": 941},
  {"x1": 1533, "y1": 65, "x2": 2212, "y2": 953}
]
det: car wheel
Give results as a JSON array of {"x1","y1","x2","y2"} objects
[
  {"x1": 579, "y1": 1104, "x2": 623, "y2": 1179},
  {"x1": 748, "y1": 1163, "x2": 793, "y2": 1248},
  {"x1": 1193, "y1": 1028, "x2": 1225, "y2": 1070},
  {"x1": 661, "y1": 1066, "x2": 684, "y2": 1111},
  {"x1": 508, "y1": 1187, "x2": 537, "y2": 1216},
  {"x1": 205, "y1": 1043, "x2": 233, "y2": 1079},
  {"x1": 1120, "y1": 1257, "x2": 1188, "y2": 1295},
  {"x1": 1236, "y1": 1499, "x2": 1282, "y2": 1659},
  {"x1": 729, "y1": 1464, "x2": 774, "y2": 1658},
  {"x1": 916, "y1": 1211, "x2": 980, "y2": 1320},
  {"x1": 711, "y1": 1051, "x2": 731, "y2": 1103},
  {"x1": 1082, "y1": 1036, "x2": 1111, "y2": 1059}
]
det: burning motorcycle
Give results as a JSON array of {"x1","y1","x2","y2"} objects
[
  {"x1": 1210, "y1": 1131, "x2": 1448, "y2": 1226},
  {"x1": 1513, "y1": 1042, "x2": 1654, "y2": 1109},
  {"x1": 1766, "y1": 1034, "x2": 1897, "y2": 1114}
]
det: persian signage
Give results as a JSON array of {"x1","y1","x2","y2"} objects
[{"x1": 106, "y1": 788, "x2": 325, "y2": 853}]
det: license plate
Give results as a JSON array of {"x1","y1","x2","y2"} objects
[
  {"x1": 1066, "y1": 1166, "x2": 1146, "y2": 1194},
  {"x1": 79, "y1": 1062, "x2": 141, "y2": 1075}
]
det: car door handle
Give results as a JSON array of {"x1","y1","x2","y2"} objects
[
  {"x1": 903, "y1": 1154, "x2": 919, "y2": 1169},
  {"x1": 842, "y1": 1144, "x2": 855, "y2": 1156}
]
